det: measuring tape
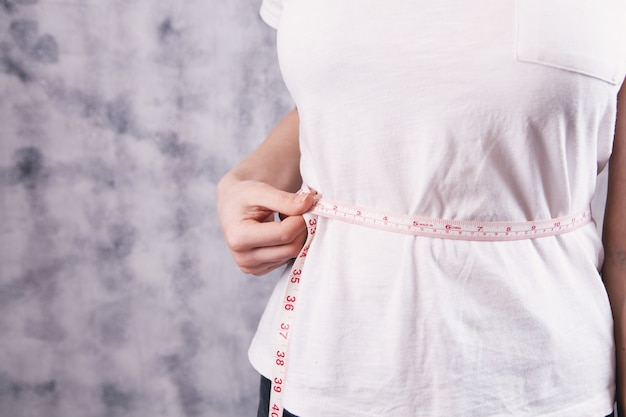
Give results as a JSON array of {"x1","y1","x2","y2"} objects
[
  {"x1": 268, "y1": 197, "x2": 592, "y2": 417},
  {"x1": 309, "y1": 199, "x2": 592, "y2": 241},
  {"x1": 269, "y1": 212, "x2": 317, "y2": 417}
]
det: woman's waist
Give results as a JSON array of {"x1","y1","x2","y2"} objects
[{"x1": 307, "y1": 194, "x2": 592, "y2": 242}]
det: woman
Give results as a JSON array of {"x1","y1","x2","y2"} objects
[{"x1": 218, "y1": 1, "x2": 626, "y2": 416}]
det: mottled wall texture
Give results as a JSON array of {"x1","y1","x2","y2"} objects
[{"x1": 0, "y1": 1, "x2": 292, "y2": 416}]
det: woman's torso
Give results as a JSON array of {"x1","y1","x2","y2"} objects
[{"x1": 250, "y1": 1, "x2": 626, "y2": 415}]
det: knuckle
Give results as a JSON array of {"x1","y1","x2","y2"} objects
[
  {"x1": 237, "y1": 257, "x2": 259, "y2": 274},
  {"x1": 239, "y1": 265, "x2": 253, "y2": 274},
  {"x1": 235, "y1": 254, "x2": 253, "y2": 269},
  {"x1": 277, "y1": 229, "x2": 295, "y2": 245},
  {"x1": 241, "y1": 264, "x2": 269, "y2": 276},
  {"x1": 226, "y1": 234, "x2": 247, "y2": 252}
]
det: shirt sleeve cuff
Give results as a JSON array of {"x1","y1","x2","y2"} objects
[{"x1": 260, "y1": 2, "x2": 281, "y2": 29}]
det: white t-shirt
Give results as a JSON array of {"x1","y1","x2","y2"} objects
[{"x1": 249, "y1": 1, "x2": 626, "y2": 416}]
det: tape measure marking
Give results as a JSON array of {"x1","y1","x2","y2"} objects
[
  {"x1": 268, "y1": 198, "x2": 592, "y2": 416},
  {"x1": 269, "y1": 214, "x2": 317, "y2": 417},
  {"x1": 311, "y1": 198, "x2": 591, "y2": 241}
]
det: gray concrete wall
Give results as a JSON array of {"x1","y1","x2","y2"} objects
[{"x1": 0, "y1": 1, "x2": 292, "y2": 415}]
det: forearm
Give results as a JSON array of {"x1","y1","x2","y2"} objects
[
  {"x1": 216, "y1": 108, "x2": 312, "y2": 275},
  {"x1": 219, "y1": 108, "x2": 302, "y2": 193}
]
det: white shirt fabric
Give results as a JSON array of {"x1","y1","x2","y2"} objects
[{"x1": 249, "y1": 1, "x2": 626, "y2": 416}]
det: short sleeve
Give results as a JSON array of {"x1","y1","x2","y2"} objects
[{"x1": 260, "y1": 0, "x2": 282, "y2": 29}]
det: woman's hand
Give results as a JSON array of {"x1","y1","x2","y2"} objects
[
  {"x1": 217, "y1": 178, "x2": 316, "y2": 275},
  {"x1": 217, "y1": 108, "x2": 306, "y2": 275}
]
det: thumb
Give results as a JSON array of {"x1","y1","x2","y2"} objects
[
  {"x1": 279, "y1": 191, "x2": 318, "y2": 220},
  {"x1": 247, "y1": 182, "x2": 317, "y2": 216}
]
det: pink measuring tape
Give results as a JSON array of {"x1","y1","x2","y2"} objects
[{"x1": 268, "y1": 196, "x2": 592, "y2": 417}]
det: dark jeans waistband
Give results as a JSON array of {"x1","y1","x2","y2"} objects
[{"x1": 257, "y1": 374, "x2": 614, "y2": 417}]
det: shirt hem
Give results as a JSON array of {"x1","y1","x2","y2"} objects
[
  {"x1": 251, "y1": 347, "x2": 613, "y2": 417},
  {"x1": 283, "y1": 389, "x2": 614, "y2": 417}
]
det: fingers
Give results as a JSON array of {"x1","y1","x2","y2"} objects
[
  {"x1": 217, "y1": 179, "x2": 317, "y2": 275},
  {"x1": 243, "y1": 181, "x2": 316, "y2": 217},
  {"x1": 228, "y1": 215, "x2": 307, "y2": 251},
  {"x1": 233, "y1": 224, "x2": 308, "y2": 275},
  {"x1": 241, "y1": 261, "x2": 287, "y2": 276}
]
